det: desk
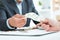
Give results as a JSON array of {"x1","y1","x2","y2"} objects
[{"x1": 0, "y1": 32, "x2": 60, "y2": 40}]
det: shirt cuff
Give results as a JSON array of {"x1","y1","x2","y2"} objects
[{"x1": 6, "y1": 19, "x2": 15, "y2": 29}]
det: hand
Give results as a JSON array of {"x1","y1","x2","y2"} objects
[
  {"x1": 8, "y1": 14, "x2": 27, "y2": 28},
  {"x1": 36, "y1": 19, "x2": 60, "y2": 32}
]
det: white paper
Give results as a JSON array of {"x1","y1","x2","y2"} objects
[
  {"x1": 0, "y1": 29, "x2": 54, "y2": 36},
  {"x1": 25, "y1": 12, "x2": 45, "y2": 22}
]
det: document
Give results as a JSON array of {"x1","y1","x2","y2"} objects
[{"x1": 0, "y1": 29, "x2": 56, "y2": 36}]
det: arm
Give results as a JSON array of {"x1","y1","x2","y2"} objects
[{"x1": 0, "y1": 8, "x2": 16, "y2": 31}]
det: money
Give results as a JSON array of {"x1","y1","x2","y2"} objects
[{"x1": 25, "y1": 12, "x2": 45, "y2": 22}]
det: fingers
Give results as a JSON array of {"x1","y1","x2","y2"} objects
[
  {"x1": 40, "y1": 19, "x2": 52, "y2": 26},
  {"x1": 13, "y1": 14, "x2": 25, "y2": 18},
  {"x1": 36, "y1": 21, "x2": 43, "y2": 26},
  {"x1": 8, "y1": 14, "x2": 27, "y2": 28},
  {"x1": 36, "y1": 19, "x2": 49, "y2": 27},
  {"x1": 36, "y1": 18, "x2": 60, "y2": 32},
  {"x1": 43, "y1": 18, "x2": 49, "y2": 23},
  {"x1": 14, "y1": 14, "x2": 21, "y2": 18},
  {"x1": 40, "y1": 24, "x2": 59, "y2": 32},
  {"x1": 41, "y1": 24, "x2": 50, "y2": 31},
  {"x1": 36, "y1": 19, "x2": 52, "y2": 31},
  {"x1": 48, "y1": 26, "x2": 60, "y2": 32},
  {"x1": 11, "y1": 14, "x2": 26, "y2": 20}
]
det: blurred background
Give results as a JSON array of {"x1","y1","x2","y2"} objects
[{"x1": 33, "y1": 0, "x2": 60, "y2": 20}]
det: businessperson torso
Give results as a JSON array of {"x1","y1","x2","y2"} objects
[{"x1": 0, "y1": 0, "x2": 38, "y2": 31}]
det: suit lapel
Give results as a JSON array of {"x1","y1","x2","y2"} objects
[
  {"x1": 22, "y1": 0, "x2": 28, "y2": 15},
  {"x1": 12, "y1": 2, "x2": 20, "y2": 14},
  {"x1": 8, "y1": 0, "x2": 20, "y2": 14},
  {"x1": 7, "y1": 0, "x2": 28, "y2": 15}
]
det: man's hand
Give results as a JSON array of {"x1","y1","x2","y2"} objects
[
  {"x1": 8, "y1": 14, "x2": 27, "y2": 28},
  {"x1": 36, "y1": 19, "x2": 60, "y2": 32}
]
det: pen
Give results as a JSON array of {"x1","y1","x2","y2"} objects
[{"x1": 15, "y1": 26, "x2": 44, "y2": 31}]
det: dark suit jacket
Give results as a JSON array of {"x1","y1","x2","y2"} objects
[{"x1": 0, "y1": 0, "x2": 38, "y2": 31}]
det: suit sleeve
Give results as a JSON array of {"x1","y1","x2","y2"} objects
[{"x1": 0, "y1": 8, "x2": 16, "y2": 31}]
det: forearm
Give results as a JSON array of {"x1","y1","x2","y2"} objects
[
  {"x1": 0, "y1": 19, "x2": 16, "y2": 31},
  {"x1": 0, "y1": 8, "x2": 16, "y2": 31}
]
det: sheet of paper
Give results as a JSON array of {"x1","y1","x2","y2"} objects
[{"x1": 0, "y1": 29, "x2": 55, "y2": 36}]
